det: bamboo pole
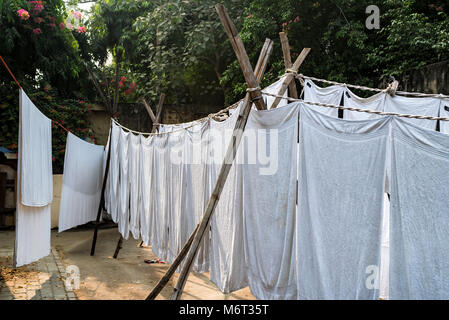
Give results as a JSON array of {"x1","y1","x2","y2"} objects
[
  {"x1": 279, "y1": 32, "x2": 298, "y2": 100},
  {"x1": 215, "y1": 4, "x2": 267, "y2": 111},
  {"x1": 142, "y1": 98, "x2": 156, "y2": 123},
  {"x1": 270, "y1": 47, "x2": 311, "y2": 109},
  {"x1": 170, "y1": 4, "x2": 274, "y2": 300},
  {"x1": 90, "y1": 122, "x2": 113, "y2": 256},
  {"x1": 153, "y1": 93, "x2": 165, "y2": 132},
  {"x1": 146, "y1": 35, "x2": 273, "y2": 301}
]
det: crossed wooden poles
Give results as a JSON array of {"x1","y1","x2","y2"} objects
[{"x1": 89, "y1": 4, "x2": 310, "y2": 299}]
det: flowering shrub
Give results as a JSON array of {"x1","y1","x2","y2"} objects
[{"x1": 17, "y1": 9, "x2": 30, "y2": 20}]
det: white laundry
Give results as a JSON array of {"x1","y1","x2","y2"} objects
[
  {"x1": 158, "y1": 121, "x2": 200, "y2": 133},
  {"x1": 14, "y1": 89, "x2": 52, "y2": 267},
  {"x1": 151, "y1": 134, "x2": 170, "y2": 260},
  {"x1": 379, "y1": 193, "x2": 390, "y2": 300},
  {"x1": 106, "y1": 122, "x2": 121, "y2": 222},
  {"x1": 209, "y1": 105, "x2": 247, "y2": 292},
  {"x1": 297, "y1": 103, "x2": 388, "y2": 300},
  {"x1": 139, "y1": 134, "x2": 154, "y2": 246},
  {"x1": 262, "y1": 75, "x2": 289, "y2": 110},
  {"x1": 166, "y1": 129, "x2": 186, "y2": 264},
  {"x1": 384, "y1": 94, "x2": 440, "y2": 130},
  {"x1": 343, "y1": 89, "x2": 387, "y2": 120},
  {"x1": 183, "y1": 121, "x2": 211, "y2": 273},
  {"x1": 58, "y1": 132, "x2": 104, "y2": 232},
  {"x1": 19, "y1": 90, "x2": 53, "y2": 206},
  {"x1": 128, "y1": 133, "x2": 141, "y2": 239},
  {"x1": 242, "y1": 103, "x2": 299, "y2": 300},
  {"x1": 303, "y1": 79, "x2": 344, "y2": 118},
  {"x1": 438, "y1": 98, "x2": 449, "y2": 134},
  {"x1": 389, "y1": 118, "x2": 449, "y2": 299},
  {"x1": 117, "y1": 128, "x2": 130, "y2": 239}
]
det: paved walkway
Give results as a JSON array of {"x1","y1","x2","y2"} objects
[{"x1": 0, "y1": 248, "x2": 77, "y2": 300}]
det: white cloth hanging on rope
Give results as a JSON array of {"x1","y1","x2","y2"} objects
[
  {"x1": 303, "y1": 79, "x2": 344, "y2": 118},
  {"x1": 343, "y1": 88, "x2": 387, "y2": 120},
  {"x1": 14, "y1": 89, "x2": 52, "y2": 267},
  {"x1": 106, "y1": 122, "x2": 121, "y2": 222},
  {"x1": 209, "y1": 104, "x2": 247, "y2": 292},
  {"x1": 384, "y1": 94, "x2": 441, "y2": 130},
  {"x1": 158, "y1": 120, "x2": 201, "y2": 133},
  {"x1": 297, "y1": 104, "x2": 388, "y2": 300},
  {"x1": 117, "y1": 128, "x2": 130, "y2": 239},
  {"x1": 128, "y1": 133, "x2": 141, "y2": 239},
  {"x1": 438, "y1": 98, "x2": 449, "y2": 134},
  {"x1": 262, "y1": 75, "x2": 289, "y2": 110},
  {"x1": 389, "y1": 118, "x2": 449, "y2": 299},
  {"x1": 166, "y1": 130, "x2": 186, "y2": 264},
  {"x1": 139, "y1": 134, "x2": 154, "y2": 246},
  {"x1": 379, "y1": 193, "x2": 390, "y2": 300},
  {"x1": 151, "y1": 134, "x2": 170, "y2": 260},
  {"x1": 58, "y1": 132, "x2": 104, "y2": 232},
  {"x1": 19, "y1": 90, "x2": 53, "y2": 206},
  {"x1": 183, "y1": 120, "x2": 211, "y2": 273},
  {"x1": 243, "y1": 103, "x2": 299, "y2": 300}
]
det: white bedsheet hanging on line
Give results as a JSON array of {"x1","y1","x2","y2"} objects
[
  {"x1": 183, "y1": 120, "x2": 211, "y2": 273},
  {"x1": 58, "y1": 132, "x2": 104, "y2": 232},
  {"x1": 343, "y1": 88, "x2": 387, "y2": 120},
  {"x1": 139, "y1": 134, "x2": 154, "y2": 246},
  {"x1": 303, "y1": 79, "x2": 344, "y2": 118},
  {"x1": 128, "y1": 133, "x2": 141, "y2": 239},
  {"x1": 389, "y1": 118, "x2": 449, "y2": 299},
  {"x1": 14, "y1": 89, "x2": 52, "y2": 267},
  {"x1": 151, "y1": 133, "x2": 170, "y2": 261},
  {"x1": 209, "y1": 103, "x2": 247, "y2": 292},
  {"x1": 117, "y1": 128, "x2": 130, "y2": 239},
  {"x1": 105, "y1": 122, "x2": 121, "y2": 222},
  {"x1": 243, "y1": 103, "x2": 299, "y2": 300},
  {"x1": 438, "y1": 98, "x2": 449, "y2": 134},
  {"x1": 261, "y1": 76, "x2": 289, "y2": 110},
  {"x1": 384, "y1": 94, "x2": 441, "y2": 130},
  {"x1": 297, "y1": 104, "x2": 388, "y2": 300}
]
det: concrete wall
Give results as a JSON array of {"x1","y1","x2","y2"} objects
[
  {"x1": 399, "y1": 60, "x2": 449, "y2": 94},
  {"x1": 51, "y1": 174, "x2": 63, "y2": 229}
]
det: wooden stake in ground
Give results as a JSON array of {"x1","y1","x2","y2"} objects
[
  {"x1": 170, "y1": 4, "x2": 273, "y2": 300},
  {"x1": 270, "y1": 47, "x2": 311, "y2": 109},
  {"x1": 90, "y1": 122, "x2": 113, "y2": 256},
  {"x1": 145, "y1": 36, "x2": 273, "y2": 301},
  {"x1": 279, "y1": 32, "x2": 298, "y2": 100}
]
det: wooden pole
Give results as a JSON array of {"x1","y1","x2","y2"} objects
[
  {"x1": 153, "y1": 93, "x2": 165, "y2": 132},
  {"x1": 170, "y1": 4, "x2": 274, "y2": 300},
  {"x1": 146, "y1": 35, "x2": 273, "y2": 301},
  {"x1": 279, "y1": 32, "x2": 298, "y2": 99},
  {"x1": 84, "y1": 62, "x2": 113, "y2": 114},
  {"x1": 142, "y1": 98, "x2": 156, "y2": 123},
  {"x1": 270, "y1": 47, "x2": 311, "y2": 109},
  {"x1": 216, "y1": 4, "x2": 267, "y2": 111},
  {"x1": 90, "y1": 122, "x2": 113, "y2": 256}
]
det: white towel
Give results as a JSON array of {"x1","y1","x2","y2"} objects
[
  {"x1": 19, "y1": 89, "x2": 53, "y2": 206},
  {"x1": 303, "y1": 79, "x2": 344, "y2": 118},
  {"x1": 385, "y1": 94, "x2": 440, "y2": 130},
  {"x1": 209, "y1": 105, "x2": 247, "y2": 292},
  {"x1": 106, "y1": 122, "x2": 121, "y2": 222},
  {"x1": 117, "y1": 128, "x2": 130, "y2": 239},
  {"x1": 242, "y1": 103, "x2": 299, "y2": 300},
  {"x1": 58, "y1": 132, "x2": 104, "y2": 232},
  {"x1": 128, "y1": 133, "x2": 141, "y2": 239},
  {"x1": 183, "y1": 121, "x2": 211, "y2": 273},
  {"x1": 139, "y1": 134, "x2": 154, "y2": 246},
  {"x1": 438, "y1": 98, "x2": 449, "y2": 134},
  {"x1": 262, "y1": 76, "x2": 289, "y2": 110},
  {"x1": 343, "y1": 89, "x2": 387, "y2": 120},
  {"x1": 379, "y1": 193, "x2": 390, "y2": 300},
  {"x1": 389, "y1": 118, "x2": 449, "y2": 299},
  {"x1": 14, "y1": 89, "x2": 52, "y2": 267},
  {"x1": 297, "y1": 104, "x2": 388, "y2": 299},
  {"x1": 151, "y1": 134, "x2": 170, "y2": 260}
]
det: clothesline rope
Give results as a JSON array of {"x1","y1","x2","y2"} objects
[
  {"x1": 297, "y1": 74, "x2": 449, "y2": 99},
  {"x1": 260, "y1": 90, "x2": 449, "y2": 122}
]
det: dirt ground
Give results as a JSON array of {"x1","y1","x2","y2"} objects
[{"x1": 0, "y1": 227, "x2": 255, "y2": 300}]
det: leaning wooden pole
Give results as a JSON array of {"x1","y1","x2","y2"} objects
[
  {"x1": 90, "y1": 121, "x2": 113, "y2": 256},
  {"x1": 279, "y1": 32, "x2": 298, "y2": 99},
  {"x1": 170, "y1": 4, "x2": 269, "y2": 300},
  {"x1": 145, "y1": 37, "x2": 273, "y2": 300},
  {"x1": 270, "y1": 47, "x2": 310, "y2": 109}
]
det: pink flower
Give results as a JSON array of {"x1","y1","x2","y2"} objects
[
  {"x1": 247, "y1": 13, "x2": 253, "y2": 18},
  {"x1": 282, "y1": 22, "x2": 287, "y2": 27},
  {"x1": 17, "y1": 9, "x2": 30, "y2": 20},
  {"x1": 66, "y1": 22, "x2": 73, "y2": 30},
  {"x1": 32, "y1": 28, "x2": 42, "y2": 35},
  {"x1": 76, "y1": 26, "x2": 87, "y2": 33},
  {"x1": 120, "y1": 76, "x2": 127, "y2": 81},
  {"x1": 118, "y1": 81, "x2": 124, "y2": 88},
  {"x1": 34, "y1": 17, "x2": 43, "y2": 24},
  {"x1": 59, "y1": 22, "x2": 65, "y2": 30},
  {"x1": 49, "y1": 23, "x2": 56, "y2": 28},
  {"x1": 129, "y1": 82, "x2": 136, "y2": 89},
  {"x1": 72, "y1": 11, "x2": 82, "y2": 20}
]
